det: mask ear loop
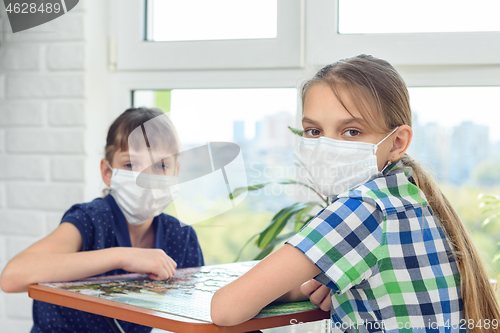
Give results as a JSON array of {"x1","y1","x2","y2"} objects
[
  {"x1": 107, "y1": 160, "x2": 112, "y2": 171},
  {"x1": 381, "y1": 160, "x2": 392, "y2": 174},
  {"x1": 375, "y1": 126, "x2": 400, "y2": 169},
  {"x1": 104, "y1": 161, "x2": 115, "y2": 196},
  {"x1": 107, "y1": 161, "x2": 118, "y2": 176},
  {"x1": 376, "y1": 126, "x2": 399, "y2": 146}
]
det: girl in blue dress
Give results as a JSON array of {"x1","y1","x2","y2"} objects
[{"x1": 1, "y1": 107, "x2": 204, "y2": 333}]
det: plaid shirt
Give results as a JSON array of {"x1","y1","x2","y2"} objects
[{"x1": 287, "y1": 160, "x2": 464, "y2": 332}]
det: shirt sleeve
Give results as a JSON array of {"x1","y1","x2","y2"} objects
[
  {"x1": 286, "y1": 197, "x2": 383, "y2": 295},
  {"x1": 60, "y1": 204, "x2": 95, "y2": 251}
]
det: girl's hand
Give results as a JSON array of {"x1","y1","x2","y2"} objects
[
  {"x1": 119, "y1": 248, "x2": 177, "y2": 280},
  {"x1": 300, "y1": 279, "x2": 331, "y2": 311}
]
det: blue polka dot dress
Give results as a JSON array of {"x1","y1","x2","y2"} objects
[{"x1": 31, "y1": 195, "x2": 204, "y2": 333}]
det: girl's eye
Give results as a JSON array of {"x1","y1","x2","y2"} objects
[
  {"x1": 154, "y1": 161, "x2": 169, "y2": 170},
  {"x1": 150, "y1": 160, "x2": 171, "y2": 175},
  {"x1": 304, "y1": 128, "x2": 322, "y2": 137},
  {"x1": 344, "y1": 129, "x2": 361, "y2": 137},
  {"x1": 124, "y1": 163, "x2": 136, "y2": 170}
]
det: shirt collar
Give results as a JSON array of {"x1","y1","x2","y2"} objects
[{"x1": 383, "y1": 159, "x2": 406, "y2": 176}]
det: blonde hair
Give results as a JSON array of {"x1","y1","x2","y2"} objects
[{"x1": 302, "y1": 54, "x2": 500, "y2": 332}]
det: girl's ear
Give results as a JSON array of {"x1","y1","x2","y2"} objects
[
  {"x1": 175, "y1": 162, "x2": 180, "y2": 177},
  {"x1": 390, "y1": 125, "x2": 412, "y2": 160},
  {"x1": 100, "y1": 158, "x2": 112, "y2": 186}
]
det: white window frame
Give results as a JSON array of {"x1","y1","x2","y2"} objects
[
  {"x1": 109, "y1": 0, "x2": 304, "y2": 71},
  {"x1": 109, "y1": 69, "x2": 308, "y2": 121},
  {"x1": 307, "y1": 0, "x2": 500, "y2": 67},
  {"x1": 109, "y1": 0, "x2": 500, "y2": 115}
]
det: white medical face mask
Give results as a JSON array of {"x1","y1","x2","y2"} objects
[
  {"x1": 293, "y1": 127, "x2": 398, "y2": 198},
  {"x1": 108, "y1": 164, "x2": 179, "y2": 226}
]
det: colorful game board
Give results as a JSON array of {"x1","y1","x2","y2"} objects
[{"x1": 40, "y1": 261, "x2": 319, "y2": 323}]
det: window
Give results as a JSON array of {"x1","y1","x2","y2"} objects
[
  {"x1": 408, "y1": 87, "x2": 500, "y2": 185},
  {"x1": 407, "y1": 86, "x2": 500, "y2": 282},
  {"x1": 146, "y1": 0, "x2": 277, "y2": 41},
  {"x1": 338, "y1": 0, "x2": 500, "y2": 34},
  {"x1": 110, "y1": 0, "x2": 303, "y2": 70},
  {"x1": 307, "y1": 0, "x2": 500, "y2": 66}
]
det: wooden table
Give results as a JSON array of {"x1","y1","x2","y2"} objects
[{"x1": 28, "y1": 262, "x2": 330, "y2": 333}]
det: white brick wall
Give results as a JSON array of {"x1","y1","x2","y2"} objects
[
  {"x1": 0, "y1": 102, "x2": 43, "y2": 126},
  {"x1": 0, "y1": 210, "x2": 45, "y2": 235},
  {"x1": 0, "y1": 280, "x2": 5, "y2": 318},
  {"x1": 0, "y1": 2, "x2": 88, "y2": 330},
  {"x1": 47, "y1": 44, "x2": 85, "y2": 70},
  {"x1": 0, "y1": 239, "x2": 5, "y2": 263},
  {"x1": 49, "y1": 102, "x2": 85, "y2": 126},
  {"x1": 51, "y1": 157, "x2": 85, "y2": 181},
  {"x1": 0, "y1": 44, "x2": 41, "y2": 71},
  {"x1": 6, "y1": 74, "x2": 85, "y2": 98},
  {"x1": 0, "y1": 182, "x2": 5, "y2": 208},
  {"x1": 0, "y1": 156, "x2": 47, "y2": 180},
  {"x1": 6, "y1": 237, "x2": 42, "y2": 262},
  {"x1": 0, "y1": 75, "x2": 5, "y2": 99},
  {"x1": 7, "y1": 129, "x2": 85, "y2": 153},
  {"x1": 7, "y1": 183, "x2": 84, "y2": 211},
  {"x1": 0, "y1": 129, "x2": 4, "y2": 153}
]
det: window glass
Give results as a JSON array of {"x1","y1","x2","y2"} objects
[
  {"x1": 146, "y1": 0, "x2": 277, "y2": 42},
  {"x1": 339, "y1": 0, "x2": 500, "y2": 34},
  {"x1": 133, "y1": 88, "x2": 298, "y2": 264},
  {"x1": 132, "y1": 87, "x2": 500, "y2": 280},
  {"x1": 408, "y1": 87, "x2": 500, "y2": 281},
  {"x1": 133, "y1": 90, "x2": 172, "y2": 114}
]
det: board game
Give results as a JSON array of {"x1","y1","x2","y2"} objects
[{"x1": 40, "y1": 261, "x2": 319, "y2": 323}]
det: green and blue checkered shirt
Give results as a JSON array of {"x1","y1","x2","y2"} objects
[{"x1": 287, "y1": 160, "x2": 464, "y2": 332}]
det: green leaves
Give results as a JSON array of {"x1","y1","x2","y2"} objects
[
  {"x1": 478, "y1": 193, "x2": 500, "y2": 226},
  {"x1": 243, "y1": 201, "x2": 319, "y2": 261},
  {"x1": 230, "y1": 179, "x2": 298, "y2": 199},
  {"x1": 233, "y1": 190, "x2": 324, "y2": 262},
  {"x1": 478, "y1": 193, "x2": 500, "y2": 265},
  {"x1": 477, "y1": 193, "x2": 500, "y2": 201},
  {"x1": 482, "y1": 213, "x2": 500, "y2": 227},
  {"x1": 256, "y1": 202, "x2": 319, "y2": 250},
  {"x1": 288, "y1": 126, "x2": 303, "y2": 136},
  {"x1": 254, "y1": 232, "x2": 297, "y2": 260},
  {"x1": 232, "y1": 178, "x2": 327, "y2": 262}
]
